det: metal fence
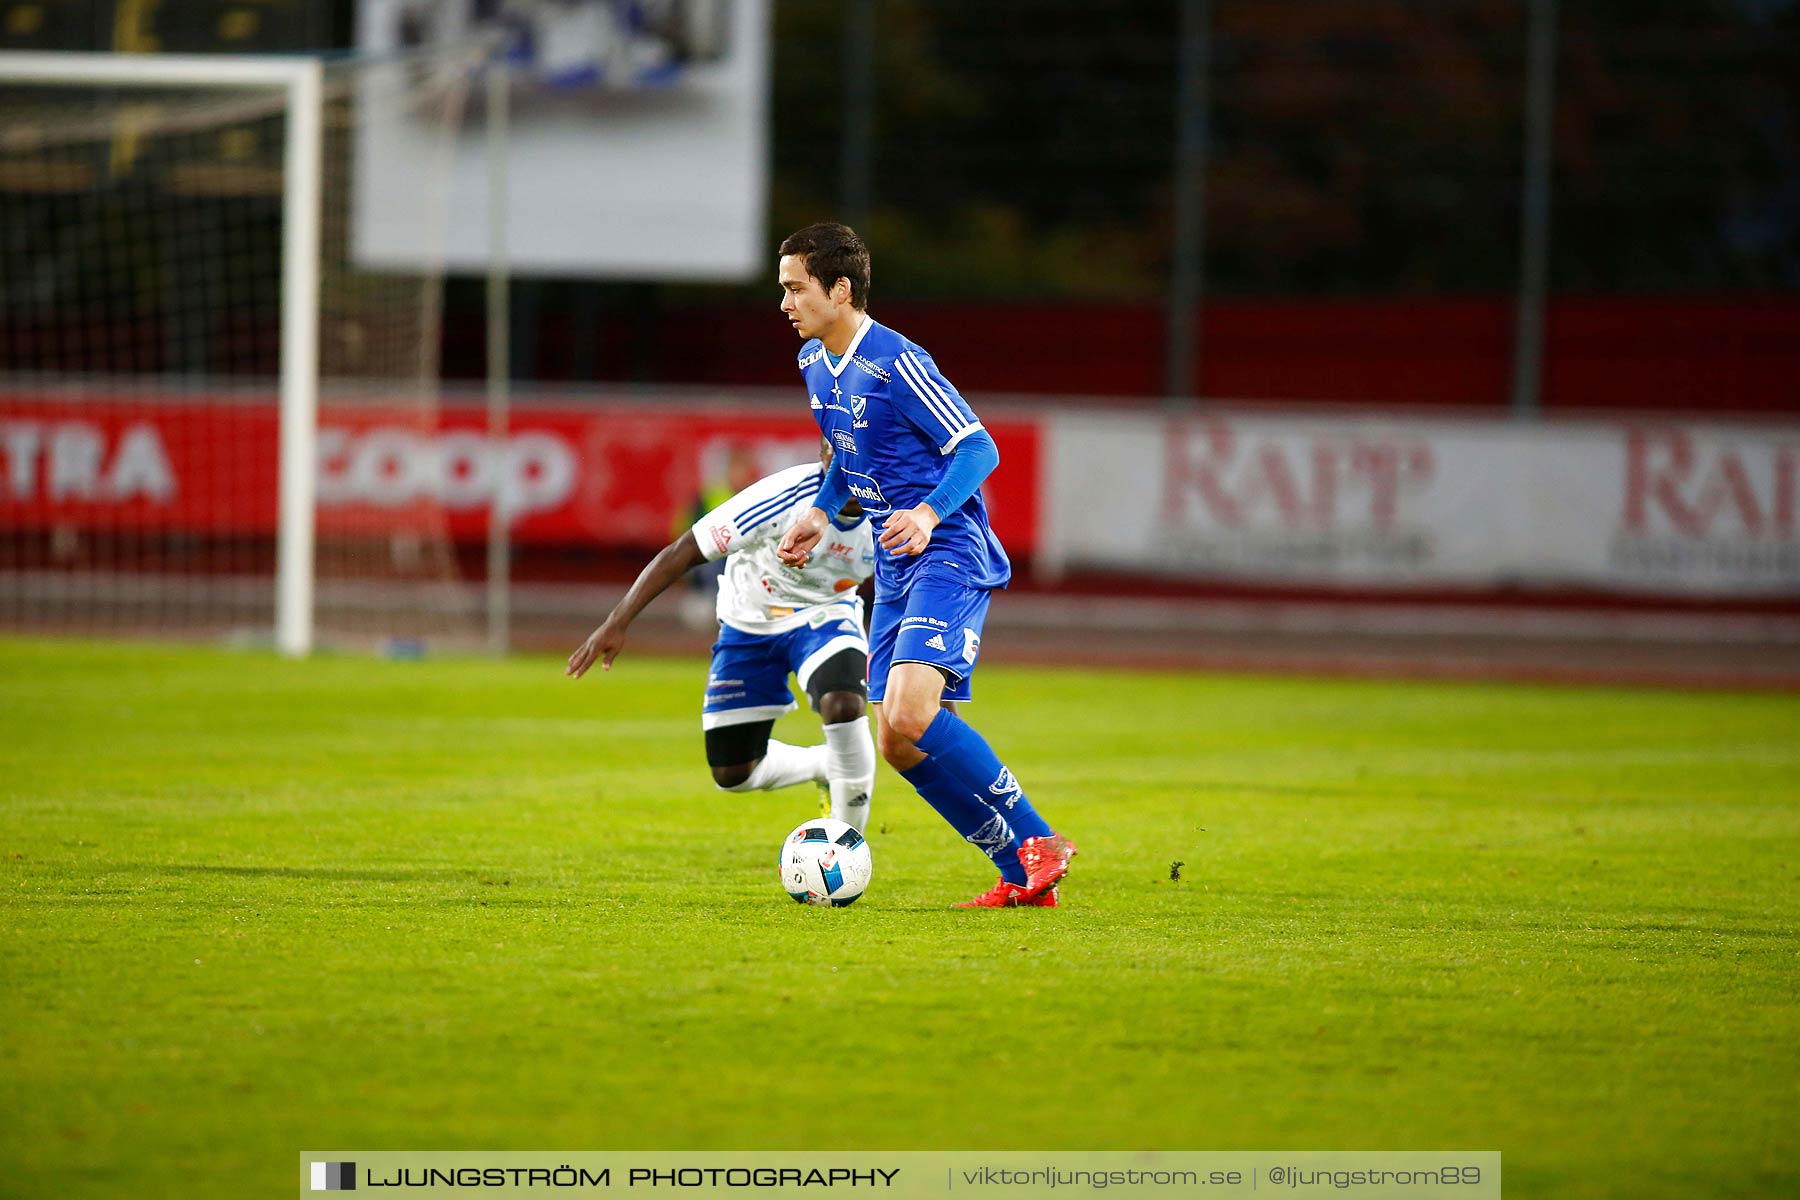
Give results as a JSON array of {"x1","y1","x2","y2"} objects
[{"x1": 746, "y1": 0, "x2": 1800, "y2": 412}]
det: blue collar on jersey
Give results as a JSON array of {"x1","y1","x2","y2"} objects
[{"x1": 819, "y1": 314, "x2": 874, "y2": 377}]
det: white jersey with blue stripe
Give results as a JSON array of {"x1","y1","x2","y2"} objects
[
  {"x1": 691, "y1": 462, "x2": 875, "y2": 636},
  {"x1": 798, "y1": 316, "x2": 1011, "y2": 597}
]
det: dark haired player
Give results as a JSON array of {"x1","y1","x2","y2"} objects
[{"x1": 774, "y1": 223, "x2": 1077, "y2": 907}]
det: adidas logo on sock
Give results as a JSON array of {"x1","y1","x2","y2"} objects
[{"x1": 925, "y1": 633, "x2": 947, "y2": 651}]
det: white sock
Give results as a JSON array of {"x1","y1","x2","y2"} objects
[
  {"x1": 729, "y1": 739, "x2": 827, "y2": 792},
  {"x1": 822, "y1": 718, "x2": 876, "y2": 832}
]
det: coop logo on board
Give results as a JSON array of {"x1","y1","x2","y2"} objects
[{"x1": 315, "y1": 427, "x2": 576, "y2": 517}]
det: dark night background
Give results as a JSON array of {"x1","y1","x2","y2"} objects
[{"x1": 3, "y1": 0, "x2": 1796, "y2": 409}]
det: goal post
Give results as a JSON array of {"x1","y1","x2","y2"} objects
[
  {"x1": 276, "y1": 59, "x2": 323, "y2": 660},
  {"x1": 0, "y1": 49, "x2": 482, "y2": 655},
  {"x1": 0, "y1": 53, "x2": 323, "y2": 655}
]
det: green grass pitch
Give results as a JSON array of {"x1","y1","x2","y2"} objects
[{"x1": 2, "y1": 636, "x2": 1796, "y2": 1199}]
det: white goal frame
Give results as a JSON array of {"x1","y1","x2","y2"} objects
[{"x1": 0, "y1": 52, "x2": 324, "y2": 656}]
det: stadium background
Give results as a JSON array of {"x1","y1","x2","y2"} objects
[
  {"x1": 2, "y1": 0, "x2": 1795, "y2": 684},
  {"x1": 2, "y1": 7, "x2": 1798, "y2": 1200}
]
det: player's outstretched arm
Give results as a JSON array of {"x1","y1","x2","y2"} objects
[
  {"x1": 776, "y1": 506, "x2": 830, "y2": 567},
  {"x1": 566, "y1": 533, "x2": 707, "y2": 678}
]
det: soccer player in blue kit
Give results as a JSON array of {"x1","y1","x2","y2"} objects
[{"x1": 774, "y1": 223, "x2": 1077, "y2": 908}]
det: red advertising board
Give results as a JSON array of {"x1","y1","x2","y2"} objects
[{"x1": 0, "y1": 392, "x2": 1042, "y2": 556}]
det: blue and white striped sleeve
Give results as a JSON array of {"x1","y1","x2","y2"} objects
[
  {"x1": 689, "y1": 464, "x2": 822, "y2": 562},
  {"x1": 890, "y1": 349, "x2": 985, "y2": 455}
]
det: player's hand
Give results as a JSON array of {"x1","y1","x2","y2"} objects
[
  {"x1": 777, "y1": 508, "x2": 829, "y2": 567},
  {"x1": 566, "y1": 620, "x2": 626, "y2": 679},
  {"x1": 879, "y1": 503, "x2": 939, "y2": 556}
]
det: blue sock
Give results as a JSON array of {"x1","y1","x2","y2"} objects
[
  {"x1": 898, "y1": 755, "x2": 1026, "y2": 885},
  {"x1": 916, "y1": 708, "x2": 1054, "y2": 842}
]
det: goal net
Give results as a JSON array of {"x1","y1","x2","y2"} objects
[{"x1": 0, "y1": 49, "x2": 487, "y2": 654}]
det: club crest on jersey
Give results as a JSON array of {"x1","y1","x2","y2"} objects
[{"x1": 850, "y1": 393, "x2": 867, "y2": 421}]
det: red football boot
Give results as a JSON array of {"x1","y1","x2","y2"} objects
[
  {"x1": 954, "y1": 879, "x2": 1061, "y2": 908},
  {"x1": 1018, "y1": 833, "x2": 1078, "y2": 901},
  {"x1": 954, "y1": 878, "x2": 1030, "y2": 908}
]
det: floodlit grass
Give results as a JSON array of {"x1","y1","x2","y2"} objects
[{"x1": 2, "y1": 637, "x2": 1796, "y2": 1199}]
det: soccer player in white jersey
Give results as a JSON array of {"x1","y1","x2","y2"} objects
[
  {"x1": 566, "y1": 443, "x2": 879, "y2": 831},
  {"x1": 773, "y1": 223, "x2": 1078, "y2": 907}
]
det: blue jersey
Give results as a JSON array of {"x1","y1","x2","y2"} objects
[{"x1": 799, "y1": 316, "x2": 1011, "y2": 598}]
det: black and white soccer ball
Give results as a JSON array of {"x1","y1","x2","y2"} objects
[{"x1": 779, "y1": 818, "x2": 872, "y2": 907}]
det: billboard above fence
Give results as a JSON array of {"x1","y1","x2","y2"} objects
[{"x1": 354, "y1": 0, "x2": 769, "y2": 279}]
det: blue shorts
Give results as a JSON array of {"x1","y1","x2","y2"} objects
[
  {"x1": 868, "y1": 561, "x2": 991, "y2": 704},
  {"x1": 702, "y1": 610, "x2": 868, "y2": 730}
]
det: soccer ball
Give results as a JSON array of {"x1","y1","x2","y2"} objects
[{"x1": 779, "y1": 818, "x2": 873, "y2": 907}]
